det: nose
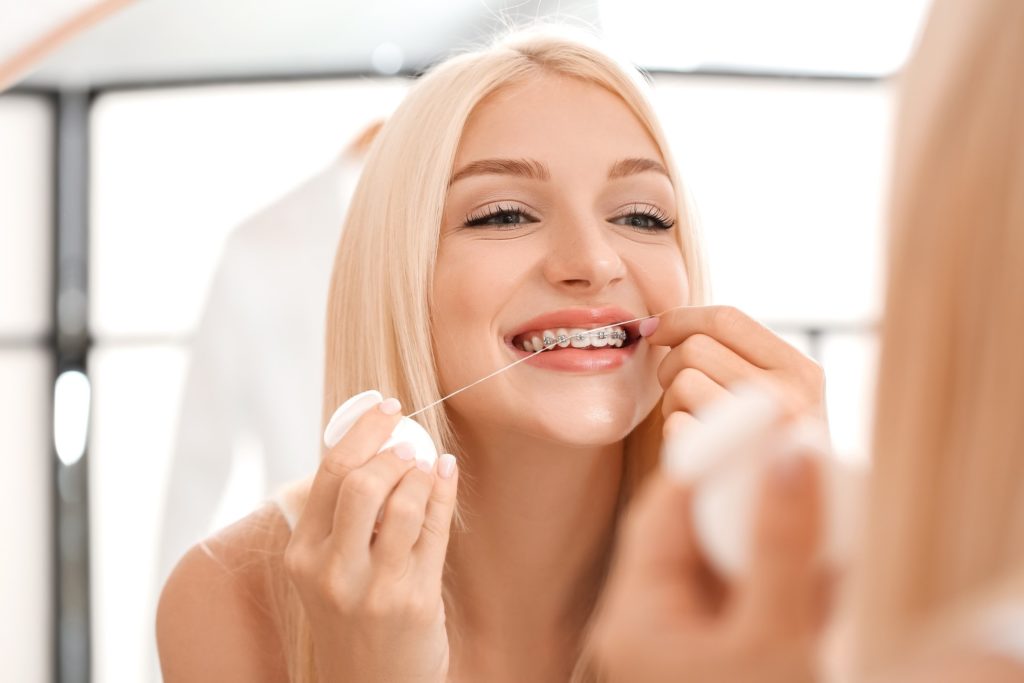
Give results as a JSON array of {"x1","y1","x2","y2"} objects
[{"x1": 542, "y1": 212, "x2": 625, "y2": 293}]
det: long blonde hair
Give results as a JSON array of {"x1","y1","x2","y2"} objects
[
  {"x1": 843, "y1": 0, "x2": 1024, "y2": 675},
  {"x1": 279, "y1": 25, "x2": 707, "y2": 682}
]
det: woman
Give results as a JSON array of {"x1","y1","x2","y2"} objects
[
  {"x1": 589, "y1": 0, "x2": 1024, "y2": 681},
  {"x1": 156, "y1": 26, "x2": 826, "y2": 682}
]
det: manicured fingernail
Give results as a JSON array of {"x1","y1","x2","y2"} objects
[
  {"x1": 416, "y1": 457, "x2": 433, "y2": 473},
  {"x1": 639, "y1": 317, "x2": 660, "y2": 337},
  {"x1": 439, "y1": 453, "x2": 456, "y2": 479},
  {"x1": 393, "y1": 442, "x2": 415, "y2": 460},
  {"x1": 378, "y1": 397, "x2": 401, "y2": 415}
]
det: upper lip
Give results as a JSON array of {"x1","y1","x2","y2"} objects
[{"x1": 504, "y1": 306, "x2": 643, "y2": 344}]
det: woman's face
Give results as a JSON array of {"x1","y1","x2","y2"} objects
[{"x1": 433, "y1": 73, "x2": 689, "y2": 446}]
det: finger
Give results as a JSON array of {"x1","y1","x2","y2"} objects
[
  {"x1": 656, "y1": 332, "x2": 763, "y2": 390},
  {"x1": 613, "y1": 474, "x2": 721, "y2": 612},
  {"x1": 330, "y1": 442, "x2": 419, "y2": 558},
  {"x1": 413, "y1": 453, "x2": 459, "y2": 583},
  {"x1": 645, "y1": 306, "x2": 804, "y2": 370},
  {"x1": 663, "y1": 410, "x2": 699, "y2": 439},
  {"x1": 294, "y1": 398, "x2": 403, "y2": 542},
  {"x1": 734, "y1": 453, "x2": 823, "y2": 634},
  {"x1": 662, "y1": 367, "x2": 730, "y2": 418},
  {"x1": 372, "y1": 464, "x2": 435, "y2": 572}
]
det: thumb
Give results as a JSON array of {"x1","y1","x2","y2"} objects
[
  {"x1": 734, "y1": 452, "x2": 823, "y2": 633},
  {"x1": 616, "y1": 473, "x2": 704, "y2": 584}
]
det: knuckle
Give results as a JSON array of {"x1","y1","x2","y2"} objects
[
  {"x1": 342, "y1": 470, "x2": 384, "y2": 500},
  {"x1": 321, "y1": 456, "x2": 354, "y2": 479},
  {"x1": 681, "y1": 332, "x2": 714, "y2": 360},
  {"x1": 675, "y1": 366, "x2": 705, "y2": 390},
  {"x1": 711, "y1": 305, "x2": 744, "y2": 334},
  {"x1": 320, "y1": 576, "x2": 354, "y2": 611},
  {"x1": 420, "y1": 516, "x2": 451, "y2": 546},
  {"x1": 388, "y1": 498, "x2": 424, "y2": 525},
  {"x1": 282, "y1": 544, "x2": 309, "y2": 579}
]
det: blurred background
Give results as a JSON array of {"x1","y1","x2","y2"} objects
[{"x1": 1, "y1": 0, "x2": 932, "y2": 681}]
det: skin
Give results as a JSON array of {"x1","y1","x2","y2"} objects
[{"x1": 156, "y1": 73, "x2": 832, "y2": 682}]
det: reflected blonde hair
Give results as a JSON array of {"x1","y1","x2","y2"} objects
[
  {"x1": 844, "y1": 0, "x2": 1024, "y2": 676},
  {"x1": 278, "y1": 25, "x2": 707, "y2": 682}
]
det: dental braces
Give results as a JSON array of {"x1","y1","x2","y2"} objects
[
  {"x1": 537, "y1": 328, "x2": 629, "y2": 349},
  {"x1": 406, "y1": 307, "x2": 688, "y2": 420}
]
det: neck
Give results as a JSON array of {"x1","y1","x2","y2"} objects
[{"x1": 444, "y1": 416, "x2": 624, "y2": 679}]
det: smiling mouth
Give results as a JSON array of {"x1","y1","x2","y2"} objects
[{"x1": 510, "y1": 324, "x2": 638, "y2": 352}]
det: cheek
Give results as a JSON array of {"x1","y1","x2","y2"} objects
[
  {"x1": 431, "y1": 242, "x2": 524, "y2": 389},
  {"x1": 629, "y1": 246, "x2": 690, "y2": 308}
]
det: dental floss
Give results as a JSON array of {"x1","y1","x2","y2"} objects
[
  {"x1": 325, "y1": 305, "x2": 687, "y2": 466},
  {"x1": 404, "y1": 305, "x2": 687, "y2": 419}
]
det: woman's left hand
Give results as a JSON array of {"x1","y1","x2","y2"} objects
[
  {"x1": 587, "y1": 446, "x2": 828, "y2": 683},
  {"x1": 641, "y1": 305, "x2": 827, "y2": 435}
]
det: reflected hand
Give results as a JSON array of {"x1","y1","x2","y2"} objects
[
  {"x1": 283, "y1": 399, "x2": 458, "y2": 683},
  {"x1": 588, "y1": 450, "x2": 828, "y2": 683}
]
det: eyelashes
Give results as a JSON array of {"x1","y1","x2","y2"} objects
[{"x1": 462, "y1": 202, "x2": 676, "y2": 233}]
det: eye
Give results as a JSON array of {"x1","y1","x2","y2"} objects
[
  {"x1": 464, "y1": 203, "x2": 538, "y2": 229},
  {"x1": 611, "y1": 203, "x2": 675, "y2": 233}
]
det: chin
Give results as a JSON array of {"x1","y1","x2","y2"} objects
[{"x1": 526, "y1": 396, "x2": 653, "y2": 447}]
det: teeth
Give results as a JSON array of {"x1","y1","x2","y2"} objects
[
  {"x1": 516, "y1": 325, "x2": 628, "y2": 352},
  {"x1": 556, "y1": 328, "x2": 571, "y2": 348}
]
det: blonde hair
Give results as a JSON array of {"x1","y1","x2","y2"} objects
[
  {"x1": 278, "y1": 25, "x2": 707, "y2": 682},
  {"x1": 843, "y1": 0, "x2": 1024, "y2": 675}
]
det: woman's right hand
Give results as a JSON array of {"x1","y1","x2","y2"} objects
[{"x1": 284, "y1": 397, "x2": 459, "y2": 683}]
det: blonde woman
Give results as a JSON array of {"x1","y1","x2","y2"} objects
[
  {"x1": 589, "y1": 0, "x2": 1024, "y2": 681},
  {"x1": 156, "y1": 27, "x2": 827, "y2": 683}
]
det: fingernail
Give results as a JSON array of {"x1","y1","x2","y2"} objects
[
  {"x1": 439, "y1": 453, "x2": 456, "y2": 479},
  {"x1": 393, "y1": 442, "x2": 415, "y2": 460},
  {"x1": 416, "y1": 457, "x2": 434, "y2": 473},
  {"x1": 639, "y1": 317, "x2": 660, "y2": 337},
  {"x1": 378, "y1": 397, "x2": 402, "y2": 415}
]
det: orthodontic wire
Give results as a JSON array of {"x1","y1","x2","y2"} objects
[{"x1": 404, "y1": 304, "x2": 688, "y2": 419}]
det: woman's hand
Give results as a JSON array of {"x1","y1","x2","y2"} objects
[
  {"x1": 642, "y1": 305, "x2": 827, "y2": 435},
  {"x1": 588, "y1": 448, "x2": 828, "y2": 683},
  {"x1": 283, "y1": 398, "x2": 459, "y2": 683}
]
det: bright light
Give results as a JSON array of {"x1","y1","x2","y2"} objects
[
  {"x1": 54, "y1": 369, "x2": 91, "y2": 466},
  {"x1": 371, "y1": 42, "x2": 404, "y2": 75},
  {"x1": 598, "y1": 0, "x2": 934, "y2": 77}
]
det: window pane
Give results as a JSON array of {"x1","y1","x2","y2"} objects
[
  {"x1": 653, "y1": 76, "x2": 892, "y2": 325},
  {"x1": 821, "y1": 332, "x2": 879, "y2": 463},
  {"x1": 0, "y1": 95, "x2": 53, "y2": 336},
  {"x1": 0, "y1": 351, "x2": 52, "y2": 683},
  {"x1": 88, "y1": 345, "x2": 187, "y2": 683},
  {"x1": 89, "y1": 79, "x2": 408, "y2": 339}
]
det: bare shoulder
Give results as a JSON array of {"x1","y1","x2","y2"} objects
[{"x1": 157, "y1": 502, "x2": 295, "y2": 683}]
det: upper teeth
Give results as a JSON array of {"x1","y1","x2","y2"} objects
[{"x1": 520, "y1": 326, "x2": 628, "y2": 352}]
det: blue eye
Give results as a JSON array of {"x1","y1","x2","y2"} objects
[
  {"x1": 464, "y1": 203, "x2": 537, "y2": 229},
  {"x1": 611, "y1": 204, "x2": 675, "y2": 232}
]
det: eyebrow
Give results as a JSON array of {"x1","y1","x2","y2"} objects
[{"x1": 449, "y1": 157, "x2": 669, "y2": 185}]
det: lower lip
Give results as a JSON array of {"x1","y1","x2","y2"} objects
[{"x1": 508, "y1": 342, "x2": 638, "y2": 372}]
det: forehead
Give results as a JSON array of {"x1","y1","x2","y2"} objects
[{"x1": 454, "y1": 73, "x2": 664, "y2": 171}]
